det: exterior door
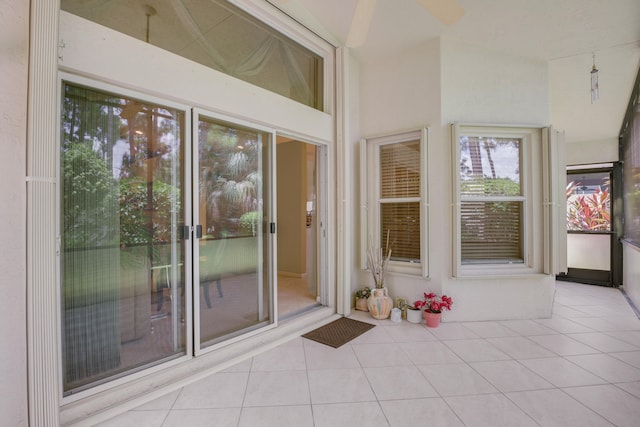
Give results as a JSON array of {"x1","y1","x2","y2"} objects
[
  {"x1": 60, "y1": 83, "x2": 277, "y2": 394},
  {"x1": 563, "y1": 166, "x2": 616, "y2": 286}
]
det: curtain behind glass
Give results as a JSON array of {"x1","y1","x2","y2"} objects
[
  {"x1": 60, "y1": 0, "x2": 324, "y2": 110},
  {"x1": 61, "y1": 83, "x2": 185, "y2": 393}
]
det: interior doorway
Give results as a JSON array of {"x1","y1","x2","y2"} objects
[{"x1": 276, "y1": 138, "x2": 321, "y2": 318}]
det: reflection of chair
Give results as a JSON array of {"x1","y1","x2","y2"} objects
[
  {"x1": 153, "y1": 258, "x2": 225, "y2": 310},
  {"x1": 152, "y1": 263, "x2": 182, "y2": 311},
  {"x1": 199, "y1": 236, "x2": 227, "y2": 309},
  {"x1": 201, "y1": 270, "x2": 223, "y2": 309}
]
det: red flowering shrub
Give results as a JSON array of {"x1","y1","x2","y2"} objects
[{"x1": 414, "y1": 292, "x2": 453, "y2": 313}]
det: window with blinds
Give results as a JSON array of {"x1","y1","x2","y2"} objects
[
  {"x1": 379, "y1": 141, "x2": 421, "y2": 262},
  {"x1": 458, "y1": 136, "x2": 524, "y2": 264},
  {"x1": 361, "y1": 128, "x2": 428, "y2": 277}
]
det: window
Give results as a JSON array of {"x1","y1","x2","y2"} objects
[
  {"x1": 452, "y1": 124, "x2": 548, "y2": 276},
  {"x1": 60, "y1": 0, "x2": 324, "y2": 110},
  {"x1": 459, "y1": 136, "x2": 524, "y2": 263},
  {"x1": 361, "y1": 128, "x2": 428, "y2": 277}
]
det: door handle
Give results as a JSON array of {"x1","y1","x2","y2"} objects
[
  {"x1": 181, "y1": 225, "x2": 191, "y2": 240},
  {"x1": 180, "y1": 225, "x2": 203, "y2": 239}
]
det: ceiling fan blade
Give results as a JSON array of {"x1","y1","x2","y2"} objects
[
  {"x1": 415, "y1": 0, "x2": 464, "y2": 25},
  {"x1": 346, "y1": 0, "x2": 377, "y2": 48}
]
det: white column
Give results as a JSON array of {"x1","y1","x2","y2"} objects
[{"x1": 27, "y1": 0, "x2": 61, "y2": 425}]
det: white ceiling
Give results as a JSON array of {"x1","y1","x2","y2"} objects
[{"x1": 274, "y1": 0, "x2": 640, "y2": 144}]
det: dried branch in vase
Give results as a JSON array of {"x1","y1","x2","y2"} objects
[{"x1": 367, "y1": 230, "x2": 392, "y2": 289}]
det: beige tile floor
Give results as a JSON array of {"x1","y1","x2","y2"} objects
[{"x1": 98, "y1": 281, "x2": 640, "y2": 426}]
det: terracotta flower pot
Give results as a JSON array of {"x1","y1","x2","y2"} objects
[{"x1": 424, "y1": 311, "x2": 442, "y2": 328}]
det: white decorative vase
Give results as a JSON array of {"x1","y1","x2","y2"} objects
[
  {"x1": 406, "y1": 308, "x2": 423, "y2": 324},
  {"x1": 367, "y1": 287, "x2": 392, "y2": 319}
]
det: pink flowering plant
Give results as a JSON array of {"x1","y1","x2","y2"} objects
[{"x1": 413, "y1": 292, "x2": 453, "y2": 313}]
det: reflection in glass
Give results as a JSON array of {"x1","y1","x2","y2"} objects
[
  {"x1": 459, "y1": 137, "x2": 521, "y2": 196},
  {"x1": 60, "y1": 83, "x2": 185, "y2": 394},
  {"x1": 197, "y1": 117, "x2": 271, "y2": 346}
]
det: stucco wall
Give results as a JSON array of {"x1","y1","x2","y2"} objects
[
  {"x1": 354, "y1": 37, "x2": 442, "y2": 301},
  {"x1": 566, "y1": 138, "x2": 619, "y2": 165},
  {"x1": 441, "y1": 37, "x2": 554, "y2": 321},
  {"x1": 0, "y1": 0, "x2": 29, "y2": 425},
  {"x1": 354, "y1": 37, "x2": 555, "y2": 321}
]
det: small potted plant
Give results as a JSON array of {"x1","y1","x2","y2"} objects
[
  {"x1": 406, "y1": 301, "x2": 423, "y2": 324},
  {"x1": 414, "y1": 292, "x2": 453, "y2": 327},
  {"x1": 354, "y1": 287, "x2": 371, "y2": 311}
]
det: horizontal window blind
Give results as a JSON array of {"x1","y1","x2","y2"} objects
[
  {"x1": 460, "y1": 201, "x2": 523, "y2": 263},
  {"x1": 380, "y1": 140, "x2": 420, "y2": 198},
  {"x1": 380, "y1": 202, "x2": 420, "y2": 262}
]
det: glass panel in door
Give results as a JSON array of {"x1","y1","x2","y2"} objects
[
  {"x1": 196, "y1": 115, "x2": 273, "y2": 348},
  {"x1": 564, "y1": 169, "x2": 612, "y2": 285},
  {"x1": 566, "y1": 171, "x2": 611, "y2": 232},
  {"x1": 60, "y1": 82, "x2": 187, "y2": 394}
]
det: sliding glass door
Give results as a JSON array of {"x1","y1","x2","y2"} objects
[
  {"x1": 60, "y1": 82, "x2": 188, "y2": 394},
  {"x1": 60, "y1": 83, "x2": 276, "y2": 392},
  {"x1": 194, "y1": 113, "x2": 274, "y2": 349}
]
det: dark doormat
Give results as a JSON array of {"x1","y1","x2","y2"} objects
[{"x1": 302, "y1": 317, "x2": 375, "y2": 348}]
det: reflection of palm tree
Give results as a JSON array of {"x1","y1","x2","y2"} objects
[
  {"x1": 199, "y1": 121, "x2": 260, "y2": 237},
  {"x1": 468, "y1": 137, "x2": 484, "y2": 177},
  {"x1": 482, "y1": 138, "x2": 497, "y2": 179}
]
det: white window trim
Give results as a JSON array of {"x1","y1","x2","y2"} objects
[
  {"x1": 451, "y1": 123, "x2": 549, "y2": 278},
  {"x1": 360, "y1": 127, "x2": 429, "y2": 278}
]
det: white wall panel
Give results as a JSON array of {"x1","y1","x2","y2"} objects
[
  {"x1": 567, "y1": 233, "x2": 611, "y2": 270},
  {"x1": 566, "y1": 138, "x2": 619, "y2": 165}
]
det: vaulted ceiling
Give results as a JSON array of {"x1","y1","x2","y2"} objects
[{"x1": 274, "y1": 0, "x2": 640, "y2": 145}]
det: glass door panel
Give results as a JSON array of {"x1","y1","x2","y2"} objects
[
  {"x1": 195, "y1": 114, "x2": 273, "y2": 348},
  {"x1": 60, "y1": 82, "x2": 187, "y2": 394},
  {"x1": 566, "y1": 171, "x2": 611, "y2": 232}
]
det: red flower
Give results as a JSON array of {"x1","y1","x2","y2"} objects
[{"x1": 416, "y1": 292, "x2": 453, "y2": 313}]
